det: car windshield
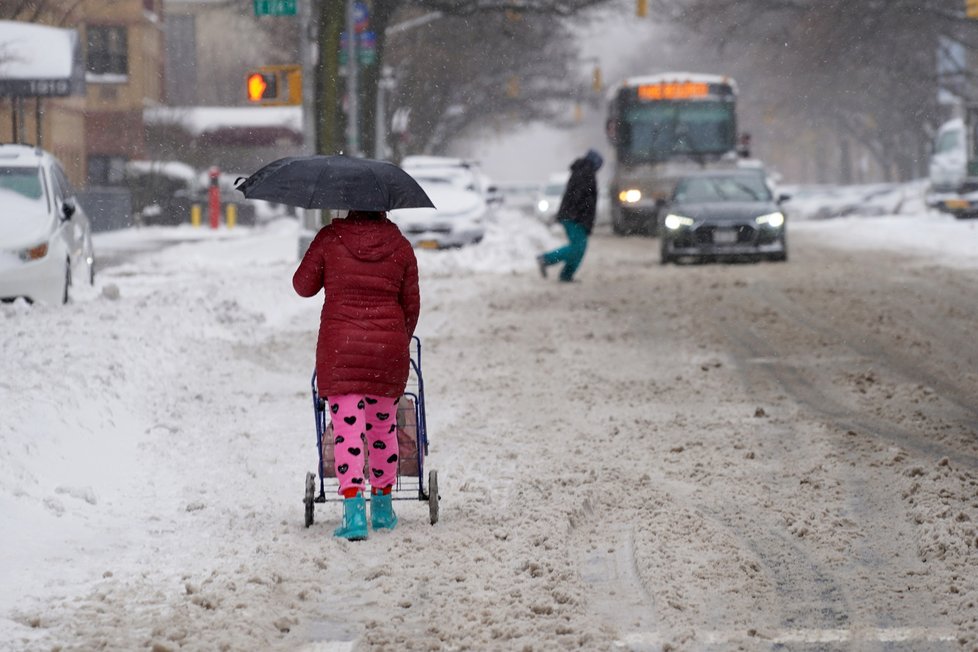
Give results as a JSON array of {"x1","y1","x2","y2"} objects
[
  {"x1": 674, "y1": 175, "x2": 772, "y2": 203},
  {"x1": 0, "y1": 166, "x2": 45, "y2": 201}
]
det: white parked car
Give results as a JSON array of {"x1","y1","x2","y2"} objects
[
  {"x1": 388, "y1": 175, "x2": 487, "y2": 249},
  {"x1": 0, "y1": 144, "x2": 95, "y2": 305},
  {"x1": 401, "y1": 155, "x2": 502, "y2": 208},
  {"x1": 533, "y1": 173, "x2": 570, "y2": 224}
]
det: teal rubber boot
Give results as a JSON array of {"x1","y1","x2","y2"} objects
[
  {"x1": 333, "y1": 494, "x2": 368, "y2": 541},
  {"x1": 370, "y1": 492, "x2": 398, "y2": 531}
]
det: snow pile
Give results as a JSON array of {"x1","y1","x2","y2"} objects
[
  {"x1": 792, "y1": 210, "x2": 978, "y2": 269},
  {"x1": 414, "y1": 205, "x2": 561, "y2": 277}
]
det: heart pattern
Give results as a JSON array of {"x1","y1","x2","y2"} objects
[{"x1": 327, "y1": 394, "x2": 405, "y2": 497}]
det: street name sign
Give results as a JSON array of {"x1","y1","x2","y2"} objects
[{"x1": 254, "y1": 0, "x2": 296, "y2": 17}]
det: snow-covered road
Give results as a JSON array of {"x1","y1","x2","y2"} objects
[{"x1": 2, "y1": 208, "x2": 977, "y2": 651}]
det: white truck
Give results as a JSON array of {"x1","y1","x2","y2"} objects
[{"x1": 927, "y1": 114, "x2": 978, "y2": 218}]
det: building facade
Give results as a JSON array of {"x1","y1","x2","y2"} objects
[{"x1": 0, "y1": 0, "x2": 165, "y2": 188}]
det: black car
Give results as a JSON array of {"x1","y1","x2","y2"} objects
[{"x1": 659, "y1": 171, "x2": 788, "y2": 264}]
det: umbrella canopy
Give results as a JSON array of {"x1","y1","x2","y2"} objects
[{"x1": 235, "y1": 154, "x2": 435, "y2": 211}]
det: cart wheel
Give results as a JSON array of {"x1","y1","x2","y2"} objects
[
  {"x1": 304, "y1": 472, "x2": 316, "y2": 528},
  {"x1": 428, "y1": 469, "x2": 439, "y2": 525}
]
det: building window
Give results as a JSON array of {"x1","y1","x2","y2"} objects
[
  {"x1": 87, "y1": 26, "x2": 128, "y2": 76},
  {"x1": 88, "y1": 155, "x2": 128, "y2": 186}
]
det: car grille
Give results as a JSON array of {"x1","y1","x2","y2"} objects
[{"x1": 694, "y1": 224, "x2": 756, "y2": 244}]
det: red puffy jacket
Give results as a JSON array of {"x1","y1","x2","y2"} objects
[{"x1": 293, "y1": 212, "x2": 420, "y2": 398}]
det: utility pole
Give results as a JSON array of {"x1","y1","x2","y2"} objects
[{"x1": 315, "y1": 0, "x2": 344, "y2": 155}]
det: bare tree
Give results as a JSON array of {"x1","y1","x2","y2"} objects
[{"x1": 648, "y1": 0, "x2": 978, "y2": 181}]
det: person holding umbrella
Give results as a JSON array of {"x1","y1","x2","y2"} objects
[{"x1": 237, "y1": 155, "x2": 430, "y2": 541}]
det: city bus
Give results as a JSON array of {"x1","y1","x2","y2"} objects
[{"x1": 605, "y1": 73, "x2": 746, "y2": 235}]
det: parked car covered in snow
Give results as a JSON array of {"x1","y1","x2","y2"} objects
[
  {"x1": 388, "y1": 174, "x2": 487, "y2": 249},
  {"x1": 0, "y1": 144, "x2": 96, "y2": 304},
  {"x1": 401, "y1": 155, "x2": 502, "y2": 208}
]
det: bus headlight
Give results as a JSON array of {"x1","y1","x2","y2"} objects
[
  {"x1": 664, "y1": 214, "x2": 694, "y2": 230},
  {"x1": 755, "y1": 211, "x2": 785, "y2": 228},
  {"x1": 618, "y1": 189, "x2": 642, "y2": 204},
  {"x1": 537, "y1": 199, "x2": 550, "y2": 213}
]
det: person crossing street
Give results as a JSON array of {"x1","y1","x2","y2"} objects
[{"x1": 536, "y1": 148, "x2": 603, "y2": 283}]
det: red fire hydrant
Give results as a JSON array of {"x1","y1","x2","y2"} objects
[{"x1": 208, "y1": 166, "x2": 221, "y2": 229}]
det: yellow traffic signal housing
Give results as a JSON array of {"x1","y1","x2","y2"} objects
[
  {"x1": 592, "y1": 65, "x2": 603, "y2": 92},
  {"x1": 506, "y1": 76, "x2": 520, "y2": 98},
  {"x1": 637, "y1": 0, "x2": 648, "y2": 17},
  {"x1": 968, "y1": 0, "x2": 978, "y2": 18},
  {"x1": 245, "y1": 65, "x2": 302, "y2": 106}
]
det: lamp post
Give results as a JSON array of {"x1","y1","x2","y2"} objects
[
  {"x1": 345, "y1": 0, "x2": 360, "y2": 156},
  {"x1": 375, "y1": 66, "x2": 396, "y2": 159}
]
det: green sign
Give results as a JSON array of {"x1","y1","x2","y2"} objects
[{"x1": 254, "y1": 0, "x2": 296, "y2": 16}]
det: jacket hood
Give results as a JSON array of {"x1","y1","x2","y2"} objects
[
  {"x1": 331, "y1": 212, "x2": 403, "y2": 261},
  {"x1": 571, "y1": 157, "x2": 597, "y2": 174}
]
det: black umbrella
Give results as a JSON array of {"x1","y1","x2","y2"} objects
[{"x1": 235, "y1": 154, "x2": 435, "y2": 211}]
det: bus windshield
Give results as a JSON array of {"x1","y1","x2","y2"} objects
[{"x1": 619, "y1": 101, "x2": 735, "y2": 163}]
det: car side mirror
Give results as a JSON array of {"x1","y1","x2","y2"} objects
[
  {"x1": 777, "y1": 193, "x2": 792, "y2": 204},
  {"x1": 655, "y1": 197, "x2": 667, "y2": 208},
  {"x1": 61, "y1": 198, "x2": 76, "y2": 221}
]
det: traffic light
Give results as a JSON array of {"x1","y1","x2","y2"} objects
[
  {"x1": 246, "y1": 71, "x2": 278, "y2": 103},
  {"x1": 592, "y1": 65, "x2": 603, "y2": 92},
  {"x1": 968, "y1": 0, "x2": 978, "y2": 18},
  {"x1": 245, "y1": 65, "x2": 302, "y2": 106},
  {"x1": 636, "y1": 0, "x2": 648, "y2": 17}
]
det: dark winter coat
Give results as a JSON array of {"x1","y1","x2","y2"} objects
[
  {"x1": 293, "y1": 212, "x2": 420, "y2": 398},
  {"x1": 556, "y1": 157, "x2": 600, "y2": 235}
]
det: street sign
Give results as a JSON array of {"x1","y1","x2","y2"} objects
[
  {"x1": 354, "y1": 1, "x2": 370, "y2": 32},
  {"x1": 254, "y1": 0, "x2": 296, "y2": 17},
  {"x1": 339, "y1": 31, "x2": 377, "y2": 66}
]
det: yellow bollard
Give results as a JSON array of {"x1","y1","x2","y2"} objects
[
  {"x1": 226, "y1": 203, "x2": 237, "y2": 229},
  {"x1": 191, "y1": 204, "x2": 202, "y2": 227}
]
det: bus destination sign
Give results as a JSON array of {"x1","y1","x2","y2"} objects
[{"x1": 637, "y1": 81, "x2": 710, "y2": 101}]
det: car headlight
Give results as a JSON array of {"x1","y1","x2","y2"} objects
[
  {"x1": 663, "y1": 214, "x2": 695, "y2": 230},
  {"x1": 537, "y1": 199, "x2": 550, "y2": 212},
  {"x1": 18, "y1": 242, "x2": 49, "y2": 262},
  {"x1": 618, "y1": 189, "x2": 642, "y2": 204},
  {"x1": 755, "y1": 211, "x2": 785, "y2": 228}
]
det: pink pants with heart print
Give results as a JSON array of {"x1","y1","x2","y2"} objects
[{"x1": 327, "y1": 394, "x2": 400, "y2": 495}]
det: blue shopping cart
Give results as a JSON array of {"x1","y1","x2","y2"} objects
[{"x1": 303, "y1": 336, "x2": 439, "y2": 526}]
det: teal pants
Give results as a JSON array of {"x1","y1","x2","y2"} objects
[{"x1": 541, "y1": 220, "x2": 588, "y2": 281}]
